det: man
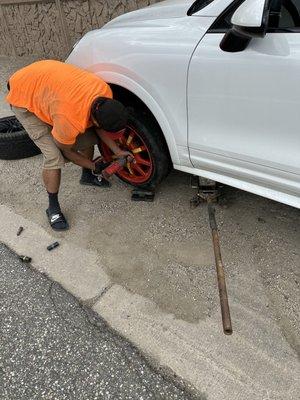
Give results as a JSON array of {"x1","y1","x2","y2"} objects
[{"x1": 7, "y1": 60, "x2": 131, "y2": 231}]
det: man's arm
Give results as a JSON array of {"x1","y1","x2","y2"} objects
[
  {"x1": 96, "y1": 128, "x2": 133, "y2": 158},
  {"x1": 52, "y1": 116, "x2": 96, "y2": 169},
  {"x1": 54, "y1": 139, "x2": 95, "y2": 170}
]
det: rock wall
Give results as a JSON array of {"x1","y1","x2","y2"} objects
[{"x1": 0, "y1": 0, "x2": 161, "y2": 58}]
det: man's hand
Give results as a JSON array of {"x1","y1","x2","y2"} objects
[
  {"x1": 54, "y1": 139, "x2": 95, "y2": 170},
  {"x1": 93, "y1": 157, "x2": 110, "y2": 176},
  {"x1": 96, "y1": 129, "x2": 134, "y2": 162},
  {"x1": 114, "y1": 149, "x2": 135, "y2": 162}
]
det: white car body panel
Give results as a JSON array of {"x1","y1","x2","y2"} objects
[
  {"x1": 68, "y1": 15, "x2": 216, "y2": 167},
  {"x1": 188, "y1": 33, "x2": 300, "y2": 205},
  {"x1": 175, "y1": 163, "x2": 300, "y2": 207},
  {"x1": 105, "y1": 0, "x2": 192, "y2": 25},
  {"x1": 67, "y1": 0, "x2": 300, "y2": 208}
]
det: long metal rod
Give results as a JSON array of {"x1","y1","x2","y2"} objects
[{"x1": 208, "y1": 202, "x2": 233, "y2": 335}]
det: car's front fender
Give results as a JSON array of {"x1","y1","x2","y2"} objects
[
  {"x1": 67, "y1": 15, "x2": 214, "y2": 167},
  {"x1": 91, "y1": 67, "x2": 181, "y2": 164}
]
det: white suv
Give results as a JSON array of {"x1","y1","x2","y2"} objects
[{"x1": 67, "y1": 0, "x2": 300, "y2": 208}]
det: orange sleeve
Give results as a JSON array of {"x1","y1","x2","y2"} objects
[{"x1": 52, "y1": 115, "x2": 79, "y2": 145}]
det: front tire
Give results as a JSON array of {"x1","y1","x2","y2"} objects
[{"x1": 99, "y1": 111, "x2": 171, "y2": 189}]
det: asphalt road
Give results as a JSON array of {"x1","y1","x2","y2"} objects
[{"x1": 0, "y1": 244, "x2": 200, "y2": 400}]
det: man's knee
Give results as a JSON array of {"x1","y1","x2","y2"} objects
[
  {"x1": 32, "y1": 131, "x2": 65, "y2": 169},
  {"x1": 40, "y1": 140, "x2": 65, "y2": 169},
  {"x1": 43, "y1": 152, "x2": 65, "y2": 170}
]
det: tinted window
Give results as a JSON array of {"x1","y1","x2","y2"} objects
[
  {"x1": 188, "y1": 0, "x2": 215, "y2": 15},
  {"x1": 277, "y1": 0, "x2": 300, "y2": 28}
]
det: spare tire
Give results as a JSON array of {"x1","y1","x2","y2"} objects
[{"x1": 0, "y1": 116, "x2": 41, "y2": 160}]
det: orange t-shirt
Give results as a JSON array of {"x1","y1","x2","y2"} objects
[{"x1": 6, "y1": 60, "x2": 113, "y2": 145}]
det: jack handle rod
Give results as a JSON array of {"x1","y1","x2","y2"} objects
[{"x1": 208, "y1": 202, "x2": 233, "y2": 335}]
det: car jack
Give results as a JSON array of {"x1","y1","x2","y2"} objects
[{"x1": 191, "y1": 176, "x2": 233, "y2": 335}]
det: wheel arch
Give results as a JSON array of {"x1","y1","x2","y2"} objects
[
  {"x1": 95, "y1": 70, "x2": 179, "y2": 165},
  {"x1": 111, "y1": 84, "x2": 172, "y2": 165}
]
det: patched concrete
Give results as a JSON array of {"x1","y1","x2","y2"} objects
[{"x1": 93, "y1": 283, "x2": 300, "y2": 400}]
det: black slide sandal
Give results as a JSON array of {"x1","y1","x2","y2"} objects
[
  {"x1": 80, "y1": 175, "x2": 111, "y2": 188},
  {"x1": 46, "y1": 209, "x2": 69, "y2": 231}
]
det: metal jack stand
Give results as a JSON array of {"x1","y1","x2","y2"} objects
[{"x1": 191, "y1": 176, "x2": 233, "y2": 335}]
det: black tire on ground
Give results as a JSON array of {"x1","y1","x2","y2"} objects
[
  {"x1": 101, "y1": 110, "x2": 172, "y2": 189},
  {"x1": 0, "y1": 116, "x2": 41, "y2": 160}
]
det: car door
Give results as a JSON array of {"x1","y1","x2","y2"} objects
[{"x1": 187, "y1": 0, "x2": 300, "y2": 201}]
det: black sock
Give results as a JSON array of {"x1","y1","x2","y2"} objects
[{"x1": 47, "y1": 192, "x2": 61, "y2": 215}]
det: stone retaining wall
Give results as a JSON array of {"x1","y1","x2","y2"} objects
[{"x1": 0, "y1": 0, "x2": 161, "y2": 59}]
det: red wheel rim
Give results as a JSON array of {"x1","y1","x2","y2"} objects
[{"x1": 100, "y1": 126, "x2": 154, "y2": 184}]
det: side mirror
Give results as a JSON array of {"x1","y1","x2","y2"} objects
[{"x1": 220, "y1": 0, "x2": 271, "y2": 52}]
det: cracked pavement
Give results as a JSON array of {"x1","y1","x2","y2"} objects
[{"x1": 0, "y1": 244, "x2": 201, "y2": 400}]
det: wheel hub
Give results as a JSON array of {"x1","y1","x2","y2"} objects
[{"x1": 100, "y1": 126, "x2": 154, "y2": 184}]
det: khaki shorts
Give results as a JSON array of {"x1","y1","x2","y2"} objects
[{"x1": 12, "y1": 106, "x2": 100, "y2": 170}]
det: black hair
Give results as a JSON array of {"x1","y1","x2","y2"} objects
[{"x1": 91, "y1": 97, "x2": 128, "y2": 132}]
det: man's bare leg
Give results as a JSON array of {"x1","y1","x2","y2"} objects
[
  {"x1": 43, "y1": 169, "x2": 68, "y2": 230},
  {"x1": 43, "y1": 169, "x2": 61, "y2": 193}
]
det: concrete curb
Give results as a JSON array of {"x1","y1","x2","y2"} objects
[{"x1": 0, "y1": 205, "x2": 111, "y2": 301}]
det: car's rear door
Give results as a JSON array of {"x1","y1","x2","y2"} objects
[{"x1": 187, "y1": 0, "x2": 300, "y2": 203}]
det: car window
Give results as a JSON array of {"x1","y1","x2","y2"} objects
[
  {"x1": 277, "y1": 0, "x2": 300, "y2": 28},
  {"x1": 188, "y1": 0, "x2": 216, "y2": 15}
]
